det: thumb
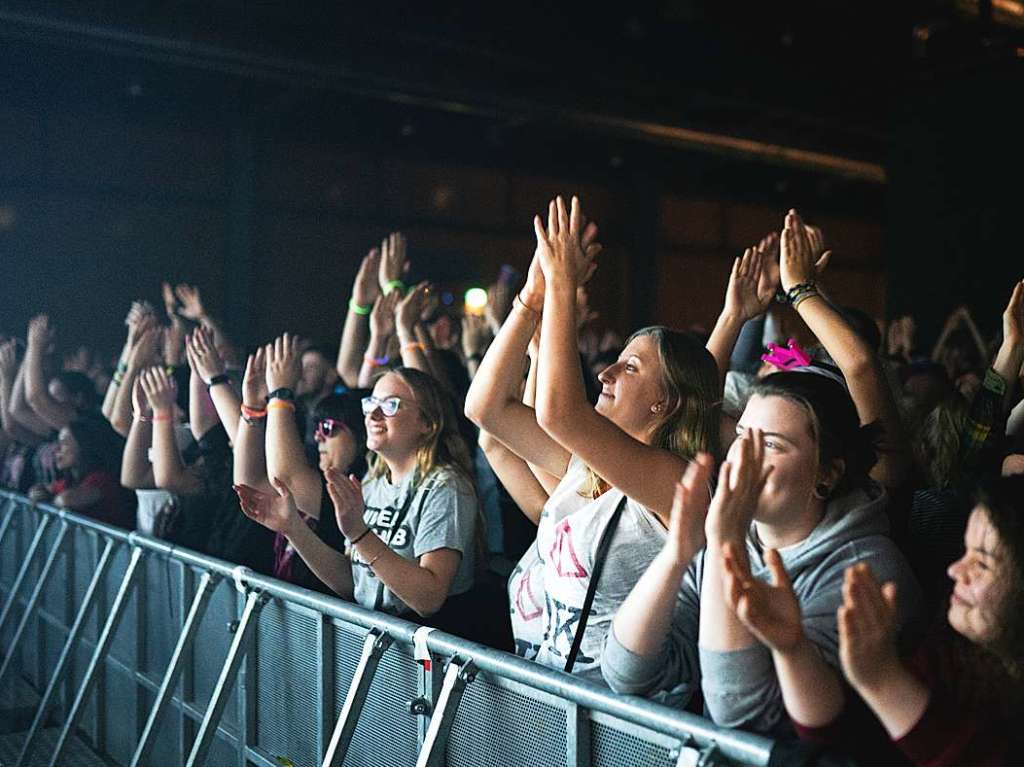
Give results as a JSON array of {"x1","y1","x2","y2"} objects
[
  {"x1": 880, "y1": 582, "x2": 898, "y2": 615},
  {"x1": 765, "y1": 548, "x2": 792, "y2": 590},
  {"x1": 271, "y1": 477, "x2": 290, "y2": 500},
  {"x1": 815, "y1": 250, "x2": 832, "y2": 272},
  {"x1": 348, "y1": 474, "x2": 362, "y2": 493}
]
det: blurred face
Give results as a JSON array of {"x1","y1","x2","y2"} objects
[
  {"x1": 298, "y1": 351, "x2": 332, "y2": 398},
  {"x1": 55, "y1": 427, "x2": 81, "y2": 471},
  {"x1": 364, "y1": 373, "x2": 430, "y2": 460},
  {"x1": 596, "y1": 335, "x2": 667, "y2": 441},
  {"x1": 314, "y1": 417, "x2": 358, "y2": 473},
  {"x1": 947, "y1": 506, "x2": 1009, "y2": 645},
  {"x1": 735, "y1": 394, "x2": 821, "y2": 525}
]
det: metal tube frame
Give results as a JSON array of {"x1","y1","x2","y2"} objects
[
  {"x1": 129, "y1": 570, "x2": 220, "y2": 767},
  {"x1": 0, "y1": 514, "x2": 51, "y2": 634},
  {"x1": 1, "y1": 491, "x2": 777, "y2": 767},
  {"x1": 415, "y1": 656, "x2": 476, "y2": 767}
]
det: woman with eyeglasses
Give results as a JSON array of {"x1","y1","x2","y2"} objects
[
  {"x1": 233, "y1": 335, "x2": 369, "y2": 594},
  {"x1": 237, "y1": 335, "x2": 479, "y2": 622}
]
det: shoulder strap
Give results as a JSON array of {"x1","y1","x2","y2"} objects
[{"x1": 563, "y1": 494, "x2": 628, "y2": 674}]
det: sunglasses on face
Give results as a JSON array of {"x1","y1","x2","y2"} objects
[
  {"x1": 361, "y1": 395, "x2": 404, "y2": 417},
  {"x1": 315, "y1": 418, "x2": 350, "y2": 439}
]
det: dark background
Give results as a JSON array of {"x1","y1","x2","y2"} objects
[{"x1": 1, "y1": 1, "x2": 1022, "y2": 355}]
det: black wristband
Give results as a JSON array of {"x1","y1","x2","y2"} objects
[
  {"x1": 267, "y1": 387, "x2": 295, "y2": 402},
  {"x1": 467, "y1": 352, "x2": 483, "y2": 363},
  {"x1": 349, "y1": 526, "x2": 371, "y2": 546},
  {"x1": 206, "y1": 373, "x2": 231, "y2": 388}
]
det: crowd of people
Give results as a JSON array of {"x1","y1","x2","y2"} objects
[{"x1": 2, "y1": 200, "x2": 1021, "y2": 765}]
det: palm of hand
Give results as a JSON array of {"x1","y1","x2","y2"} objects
[{"x1": 734, "y1": 575, "x2": 803, "y2": 651}]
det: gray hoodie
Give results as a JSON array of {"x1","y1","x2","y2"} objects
[{"x1": 602, "y1": 482, "x2": 923, "y2": 734}]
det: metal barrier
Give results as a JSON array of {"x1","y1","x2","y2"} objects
[{"x1": 0, "y1": 491, "x2": 777, "y2": 767}]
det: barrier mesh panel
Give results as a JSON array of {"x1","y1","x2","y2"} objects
[
  {"x1": 255, "y1": 600, "x2": 320, "y2": 767},
  {"x1": 40, "y1": 521, "x2": 67, "y2": 614},
  {"x1": 191, "y1": 576, "x2": 239, "y2": 728},
  {"x1": 447, "y1": 675, "x2": 567, "y2": 767},
  {"x1": 108, "y1": 545, "x2": 139, "y2": 666},
  {"x1": 333, "y1": 621, "x2": 419, "y2": 767},
  {"x1": 142, "y1": 554, "x2": 181, "y2": 673},
  {"x1": 591, "y1": 720, "x2": 676, "y2": 767},
  {"x1": 140, "y1": 685, "x2": 184, "y2": 766},
  {"x1": 103, "y1": 658, "x2": 140, "y2": 765}
]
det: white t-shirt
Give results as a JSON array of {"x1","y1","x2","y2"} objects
[{"x1": 508, "y1": 454, "x2": 667, "y2": 680}]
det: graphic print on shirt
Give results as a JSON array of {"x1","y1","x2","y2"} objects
[
  {"x1": 363, "y1": 502, "x2": 412, "y2": 549},
  {"x1": 542, "y1": 591, "x2": 596, "y2": 667},
  {"x1": 514, "y1": 563, "x2": 544, "y2": 621},
  {"x1": 548, "y1": 518, "x2": 589, "y2": 579},
  {"x1": 508, "y1": 560, "x2": 542, "y2": 660}
]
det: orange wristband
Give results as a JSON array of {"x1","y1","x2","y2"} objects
[
  {"x1": 268, "y1": 400, "x2": 296, "y2": 413},
  {"x1": 401, "y1": 341, "x2": 425, "y2": 353}
]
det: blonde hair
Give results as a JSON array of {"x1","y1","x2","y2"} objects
[
  {"x1": 366, "y1": 367, "x2": 475, "y2": 486},
  {"x1": 579, "y1": 327, "x2": 721, "y2": 498}
]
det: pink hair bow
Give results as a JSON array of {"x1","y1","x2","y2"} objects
[{"x1": 761, "y1": 338, "x2": 812, "y2": 371}]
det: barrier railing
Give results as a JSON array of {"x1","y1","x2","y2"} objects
[{"x1": 0, "y1": 491, "x2": 777, "y2": 766}]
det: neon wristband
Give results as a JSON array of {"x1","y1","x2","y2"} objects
[
  {"x1": 152, "y1": 412, "x2": 173, "y2": 422},
  {"x1": 364, "y1": 354, "x2": 389, "y2": 367},
  {"x1": 382, "y1": 279, "x2": 406, "y2": 295},
  {"x1": 349, "y1": 298, "x2": 371, "y2": 316},
  {"x1": 401, "y1": 341, "x2": 425, "y2": 353},
  {"x1": 268, "y1": 400, "x2": 296, "y2": 413}
]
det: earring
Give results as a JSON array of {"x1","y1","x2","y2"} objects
[
  {"x1": 652, "y1": 403, "x2": 664, "y2": 413},
  {"x1": 814, "y1": 483, "x2": 830, "y2": 500}
]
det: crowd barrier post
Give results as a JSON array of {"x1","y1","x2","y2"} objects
[
  {"x1": 0, "y1": 520, "x2": 67, "y2": 689},
  {"x1": 47, "y1": 545, "x2": 144, "y2": 767},
  {"x1": 129, "y1": 569, "x2": 221, "y2": 767},
  {"x1": 184, "y1": 587, "x2": 265, "y2": 767},
  {"x1": 415, "y1": 657, "x2": 476, "y2": 767},
  {"x1": 15, "y1": 538, "x2": 117, "y2": 767},
  {"x1": 0, "y1": 496, "x2": 16, "y2": 549},
  {"x1": 320, "y1": 627, "x2": 393, "y2": 767},
  {"x1": 0, "y1": 514, "x2": 51, "y2": 634}
]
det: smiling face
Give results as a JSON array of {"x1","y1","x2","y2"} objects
[
  {"x1": 734, "y1": 393, "x2": 827, "y2": 527},
  {"x1": 595, "y1": 334, "x2": 667, "y2": 442},
  {"x1": 315, "y1": 420, "x2": 359, "y2": 474},
  {"x1": 364, "y1": 372, "x2": 430, "y2": 461},
  {"x1": 947, "y1": 506, "x2": 1010, "y2": 645}
]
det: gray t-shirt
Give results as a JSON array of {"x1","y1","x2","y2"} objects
[{"x1": 352, "y1": 466, "x2": 478, "y2": 616}]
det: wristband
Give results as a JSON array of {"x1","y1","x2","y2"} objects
[
  {"x1": 152, "y1": 411, "x2": 173, "y2": 422},
  {"x1": 467, "y1": 352, "x2": 483, "y2": 364},
  {"x1": 349, "y1": 526, "x2": 372, "y2": 546},
  {"x1": 401, "y1": 341, "x2": 425, "y2": 353},
  {"x1": 349, "y1": 298, "x2": 372, "y2": 316},
  {"x1": 240, "y1": 403, "x2": 267, "y2": 418},
  {"x1": 134, "y1": 412, "x2": 153, "y2": 423},
  {"x1": 206, "y1": 373, "x2": 231, "y2": 388},
  {"x1": 268, "y1": 399, "x2": 296, "y2": 413},
  {"x1": 790, "y1": 288, "x2": 820, "y2": 309},
  {"x1": 382, "y1": 279, "x2": 406, "y2": 295},
  {"x1": 116, "y1": 361, "x2": 128, "y2": 375},
  {"x1": 363, "y1": 354, "x2": 389, "y2": 368},
  {"x1": 514, "y1": 292, "x2": 541, "y2": 316},
  {"x1": 267, "y1": 388, "x2": 295, "y2": 402},
  {"x1": 112, "y1": 371, "x2": 126, "y2": 386},
  {"x1": 785, "y1": 282, "x2": 817, "y2": 304}
]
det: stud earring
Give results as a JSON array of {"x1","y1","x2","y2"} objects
[{"x1": 814, "y1": 483, "x2": 830, "y2": 500}]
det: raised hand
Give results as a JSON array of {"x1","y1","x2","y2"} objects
[
  {"x1": 139, "y1": 366, "x2": 177, "y2": 415},
  {"x1": 161, "y1": 282, "x2": 180, "y2": 321},
  {"x1": 1001, "y1": 280, "x2": 1024, "y2": 348},
  {"x1": 780, "y1": 211, "x2": 832, "y2": 293},
  {"x1": 265, "y1": 333, "x2": 302, "y2": 392},
  {"x1": 174, "y1": 284, "x2": 206, "y2": 321},
  {"x1": 575, "y1": 286, "x2": 599, "y2": 331},
  {"x1": 395, "y1": 282, "x2": 429, "y2": 335},
  {"x1": 185, "y1": 325, "x2": 226, "y2": 383},
  {"x1": 705, "y1": 428, "x2": 771, "y2": 547},
  {"x1": 131, "y1": 376, "x2": 151, "y2": 418},
  {"x1": 369, "y1": 291, "x2": 400, "y2": 340},
  {"x1": 723, "y1": 543, "x2": 803, "y2": 652},
  {"x1": 235, "y1": 480, "x2": 301, "y2": 535},
  {"x1": 724, "y1": 246, "x2": 774, "y2": 322},
  {"x1": 26, "y1": 314, "x2": 53, "y2": 350},
  {"x1": 324, "y1": 467, "x2": 366, "y2": 538},
  {"x1": 837, "y1": 562, "x2": 901, "y2": 694},
  {"x1": 242, "y1": 346, "x2": 268, "y2": 407},
  {"x1": 63, "y1": 346, "x2": 92, "y2": 373},
  {"x1": 0, "y1": 338, "x2": 17, "y2": 380},
  {"x1": 378, "y1": 232, "x2": 409, "y2": 293},
  {"x1": 664, "y1": 453, "x2": 714, "y2": 566},
  {"x1": 419, "y1": 282, "x2": 440, "y2": 322},
  {"x1": 351, "y1": 247, "x2": 382, "y2": 309},
  {"x1": 533, "y1": 196, "x2": 594, "y2": 286},
  {"x1": 461, "y1": 313, "x2": 491, "y2": 360}
]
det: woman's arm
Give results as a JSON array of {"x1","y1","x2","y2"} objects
[
  {"x1": 24, "y1": 315, "x2": 76, "y2": 430},
  {"x1": 781, "y1": 211, "x2": 908, "y2": 489},
  {"x1": 103, "y1": 301, "x2": 151, "y2": 419},
  {"x1": 108, "y1": 326, "x2": 162, "y2": 437},
  {"x1": 265, "y1": 334, "x2": 322, "y2": 514},
  {"x1": 337, "y1": 248, "x2": 381, "y2": 388},
  {"x1": 533, "y1": 197, "x2": 685, "y2": 520},
  {"x1": 53, "y1": 483, "x2": 103, "y2": 510},
  {"x1": 187, "y1": 359, "x2": 219, "y2": 444},
  {"x1": 478, "y1": 429, "x2": 549, "y2": 524},
  {"x1": 0, "y1": 341, "x2": 43, "y2": 443},
  {"x1": 185, "y1": 326, "x2": 240, "y2": 441},
  {"x1": 9, "y1": 357, "x2": 53, "y2": 437},
  {"x1": 603, "y1": 458, "x2": 709, "y2": 695},
  {"x1": 357, "y1": 291, "x2": 400, "y2": 389},
  {"x1": 523, "y1": 328, "x2": 565, "y2": 495},
  {"x1": 140, "y1": 367, "x2": 202, "y2": 496},
  {"x1": 121, "y1": 378, "x2": 156, "y2": 489},
  {"x1": 395, "y1": 283, "x2": 434, "y2": 376},
  {"x1": 233, "y1": 348, "x2": 274, "y2": 494},
  {"x1": 327, "y1": 469, "x2": 467, "y2": 617},
  {"x1": 464, "y1": 250, "x2": 571, "y2": 479}
]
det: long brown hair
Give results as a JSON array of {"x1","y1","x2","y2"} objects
[{"x1": 580, "y1": 327, "x2": 720, "y2": 498}]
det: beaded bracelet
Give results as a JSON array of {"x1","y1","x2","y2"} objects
[
  {"x1": 785, "y1": 282, "x2": 817, "y2": 303},
  {"x1": 348, "y1": 298, "x2": 371, "y2": 316},
  {"x1": 791, "y1": 288, "x2": 821, "y2": 309}
]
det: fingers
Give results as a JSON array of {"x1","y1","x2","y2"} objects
[
  {"x1": 568, "y1": 195, "x2": 581, "y2": 236},
  {"x1": 765, "y1": 548, "x2": 792, "y2": 590},
  {"x1": 814, "y1": 250, "x2": 832, "y2": 274},
  {"x1": 271, "y1": 477, "x2": 291, "y2": 499},
  {"x1": 547, "y1": 199, "x2": 558, "y2": 240},
  {"x1": 581, "y1": 220, "x2": 599, "y2": 248}
]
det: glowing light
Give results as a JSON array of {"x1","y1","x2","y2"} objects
[{"x1": 464, "y1": 288, "x2": 488, "y2": 314}]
